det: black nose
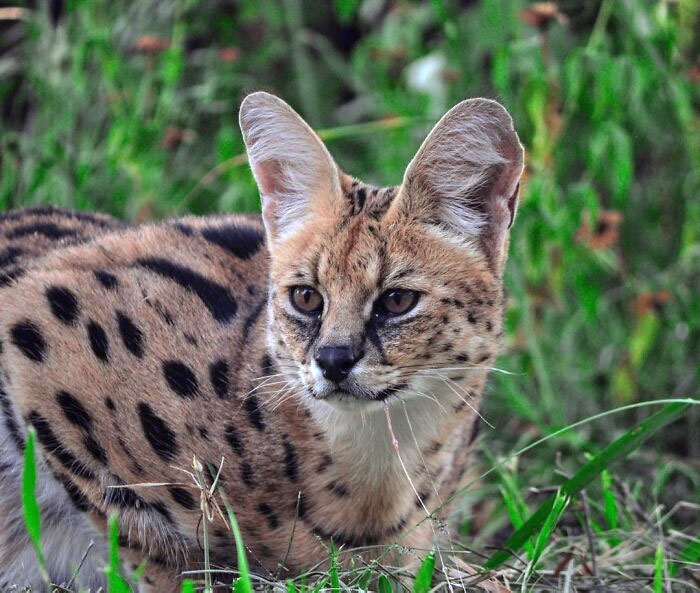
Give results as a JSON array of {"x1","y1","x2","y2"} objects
[{"x1": 315, "y1": 346, "x2": 362, "y2": 383}]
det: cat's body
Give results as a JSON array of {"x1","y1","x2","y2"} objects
[{"x1": 0, "y1": 93, "x2": 523, "y2": 590}]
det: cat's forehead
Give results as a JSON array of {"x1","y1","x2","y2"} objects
[
  {"x1": 313, "y1": 180, "x2": 401, "y2": 285},
  {"x1": 340, "y1": 177, "x2": 398, "y2": 222}
]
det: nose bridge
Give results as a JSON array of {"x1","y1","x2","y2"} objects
[{"x1": 317, "y1": 291, "x2": 366, "y2": 355}]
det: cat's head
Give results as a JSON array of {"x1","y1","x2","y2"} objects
[{"x1": 240, "y1": 92, "x2": 523, "y2": 412}]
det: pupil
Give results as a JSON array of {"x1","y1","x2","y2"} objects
[{"x1": 392, "y1": 292, "x2": 402, "y2": 305}]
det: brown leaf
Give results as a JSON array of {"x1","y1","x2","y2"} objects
[
  {"x1": 633, "y1": 291, "x2": 670, "y2": 316},
  {"x1": 520, "y1": 2, "x2": 568, "y2": 30},
  {"x1": 135, "y1": 35, "x2": 170, "y2": 54},
  {"x1": 161, "y1": 126, "x2": 196, "y2": 150},
  {"x1": 576, "y1": 210, "x2": 622, "y2": 250},
  {"x1": 218, "y1": 47, "x2": 240, "y2": 62}
]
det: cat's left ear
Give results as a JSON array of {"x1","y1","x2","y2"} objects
[
  {"x1": 396, "y1": 98, "x2": 524, "y2": 271},
  {"x1": 239, "y1": 92, "x2": 342, "y2": 245}
]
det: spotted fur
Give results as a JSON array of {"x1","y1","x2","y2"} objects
[{"x1": 0, "y1": 93, "x2": 523, "y2": 590}]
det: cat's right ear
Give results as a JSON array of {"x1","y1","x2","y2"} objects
[{"x1": 239, "y1": 92, "x2": 341, "y2": 243}]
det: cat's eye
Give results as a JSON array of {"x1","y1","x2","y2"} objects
[
  {"x1": 290, "y1": 286, "x2": 323, "y2": 314},
  {"x1": 375, "y1": 289, "x2": 420, "y2": 316}
]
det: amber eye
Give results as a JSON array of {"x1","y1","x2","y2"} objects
[
  {"x1": 376, "y1": 289, "x2": 419, "y2": 316},
  {"x1": 290, "y1": 286, "x2": 323, "y2": 314}
]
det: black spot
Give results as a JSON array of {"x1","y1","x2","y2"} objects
[
  {"x1": 282, "y1": 436, "x2": 299, "y2": 482},
  {"x1": 469, "y1": 414, "x2": 481, "y2": 445},
  {"x1": 467, "y1": 313, "x2": 477, "y2": 324},
  {"x1": 242, "y1": 300, "x2": 266, "y2": 342},
  {"x1": 94, "y1": 270, "x2": 119, "y2": 289},
  {"x1": 326, "y1": 481, "x2": 349, "y2": 497},
  {"x1": 163, "y1": 360, "x2": 199, "y2": 398},
  {"x1": 0, "y1": 266, "x2": 26, "y2": 286},
  {"x1": 485, "y1": 320, "x2": 493, "y2": 332},
  {"x1": 316, "y1": 454, "x2": 332, "y2": 473},
  {"x1": 55, "y1": 473, "x2": 91, "y2": 512},
  {"x1": 428, "y1": 441, "x2": 442, "y2": 455},
  {"x1": 224, "y1": 425, "x2": 244, "y2": 455},
  {"x1": 0, "y1": 384, "x2": 24, "y2": 450},
  {"x1": 86, "y1": 320, "x2": 109, "y2": 362},
  {"x1": 198, "y1": 426, "x2": 209, "y2": 440},
  {"x1": 479, "y1": 353, "x2": 490, "y2": 363},
  {"x1": 260, "y1": 354, "x2": 276, "y2": 376},
  {"x1": 355, "y1": 187, "x2": 367, "y2": 211},
  {"x1": 201, "y1": 225, "x2": 265, "y2": 260},
  {"x1": 0, "y1": 246, "x2": 23, "y2": 268},
  {"x1": 243, "y1": 395, "x2": 265, "y2": 431},
  {"x1": 137, "y1": 258, "x2": 238, "y2": 323},
  {"x1": 10, "y1": 320, "x2": 47, "y2": 362},
  {"x1": 209, "y1": 359, "x2": 230, "y2": 399},
  {"x1": 150, "y1": 502, "x2": 174, "y2": 524},
  {"x1": 27, "y1": 411, "x2": 95, "y2": 480},
  {"x1": 104, "y1": 397, "x2": 116, "y2": 412},
  {"x1": 258, "y1": 503, "x2": 280, "y2": 529},
  {"x1": 137, "y1": 403, "x2": 178, "y2": 462},
  {"x1": 169, "y1": 486, "x2": 196, "y2": 510},
  {"x1": 7, "y1": 222, "x2": 79, "y2": 240},
  {"x1": 104, "y1": 483, "x2": 144, "y2": 509},
  {"x1": 416, "y1": 491, "x2": 431, "y2": 509},
  {"x1": 240, "y1": 461, "x2": 255, "y2": 487},
  {"x1": 0, "y1": 266, "x2": 25, "y2": 287},
  {"x1": 455, "y1": 353, "x2": 469, "y2": 362},
  {"x1": 85, "y1": 436, "x2": 108, "y2": 465},
  {"x1": 172, "y1": 222, "x2": 194, "y2": 236},
  {"x1": 56, "y1": 391, "x2": 92, "y2": 431},
  {"x1": 116, "y1": 312, "x2": 144, "y2": 358},
  {"x1": 295, "y1": 493, "x2": 309, "y2": 520},
  {"x1": 46, "y1": 286, "x2": 79, "y2": 324}
]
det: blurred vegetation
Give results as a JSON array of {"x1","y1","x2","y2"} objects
[{"x1": 1, "y1": 0, "x2": 699, "y2": 588}]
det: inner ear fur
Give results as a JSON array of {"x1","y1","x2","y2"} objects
[
  {"x1": 398, "y1": 98, "x2": 524, "y2": 270},
  {"x1": 239, "y1": 92, "x2": 342, "y2": 243}
]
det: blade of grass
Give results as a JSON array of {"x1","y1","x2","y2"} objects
[
  {"x1": 329, "y1": 541, "x2": 340, "y2": 591},
  {"x1": 218, "y1": 488, "x2": 253, "y2": 593},
  {"x1": 412, "y1": 551, "x2": 435, "y2": 593},
  {"x1": 669, "y1": 536, "x2": 700, "y2": 577},
  {"x1": 600, "y1": 468, "x2": 620, "y2": 547},
  {"x1": 522, "y1": 489, "x2": 570, "y2": 586},
  {"x1": 485, "y1": 401, "x2": 691, "y2": 570},
  {"x1": 105, "y1": 514, "x2": 131, "y2": 593},
  {"x1": 654, "y1": 541, "x2": 665, "y2": 593},
  {"x1": 21, "y1": 428, "x2": 50, "y2": 588},
  {"x1": 311, "y1": 576, "x2": 328, "y2": 592},
  {"x1": 377, "y1": 574, "x2": 393, "y2": 593},
  {"x1": 181, "y1": 579, "x2": 195, "y2": 593}
]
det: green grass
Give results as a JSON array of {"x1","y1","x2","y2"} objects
[{"x1": 2, "y1": 0, "x2": 699, "y2": 590}]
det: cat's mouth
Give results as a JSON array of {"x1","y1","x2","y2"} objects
[{"x1": 312, "y1": 382, "x2": 408, "y2": 404}]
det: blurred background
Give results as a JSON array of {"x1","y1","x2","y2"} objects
[{"x1": 1, "y1": 0, "x2": 698, "y2": 574}]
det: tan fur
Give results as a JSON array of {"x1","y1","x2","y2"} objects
[{"x1": 0, "y1": 94, "x2": 523, "y2": 591}]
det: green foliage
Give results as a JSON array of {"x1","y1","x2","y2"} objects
[
  {"x1": 106, "y1": 515, "x2": 131, "y2": 593},
  {"x1": 377, "y1": 574, "x2": 393, "y2": 593},
  {"x1": 20, "y1": 429, "x2": 49, "y2": 588},
  {"x1": 219, "y1": 490, "x2": 253, "y2": 593},
  {"x1": 412, "y1": 551, "x2": 435, "y2": 593},
  {"x1": 329, "y1": 542, "x2": 340, "y2": 591},
  {"x1": 485, "y1": 401, "x2": 691, "y2": 570}
]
